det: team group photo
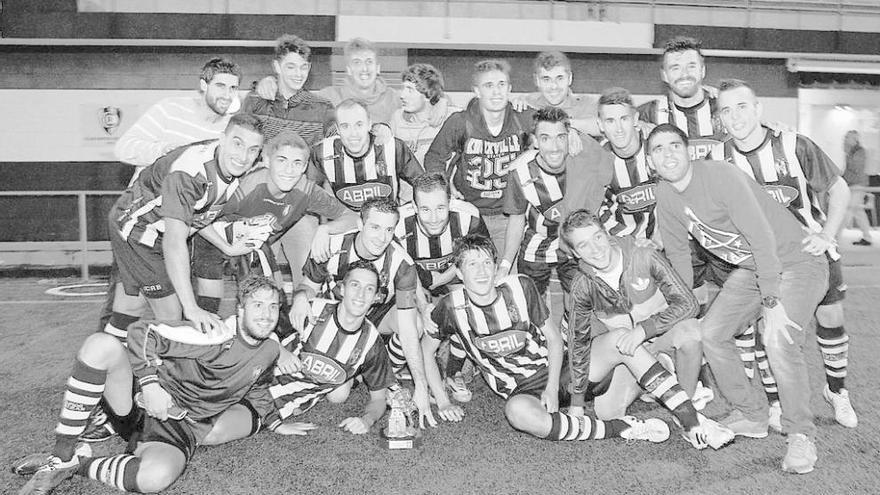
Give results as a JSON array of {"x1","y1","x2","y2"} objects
[{"x1": 1, "y1": 1, "x2": 879, "y2": 493}]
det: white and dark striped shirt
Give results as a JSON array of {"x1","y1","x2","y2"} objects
[
  {"x1": 503, "y1": 157, "x2": 568, "y2": 263},
  {"x1": 638, "y1": 89, "x2": 726, "y2": 161},
  {"x1": 597, "y1": 137, "x2": 657, "y2": 239}
]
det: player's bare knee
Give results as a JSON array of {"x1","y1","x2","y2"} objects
[
  {"x1": 79, "y1": 332, "x2": 125, "y2": 367},
  {"x1": 136, "y1": 456, "x2": 184, "y2": 492},
  {"x1": 326, "y1": 381, "x2": 353, "y2": 403},
  {"x1": 504, "y1": 395, "x2": 537, "y2": 430},
  {"x1": 816, "y1": 303, "x2": 844, "y2": 327}
]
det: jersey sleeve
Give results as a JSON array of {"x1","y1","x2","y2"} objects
[
  {"x1": 566, "y1": 273, "x2": 596, "y2": 406},
  {"x1": 126, "y1": 320, "x2": 227, "y2": 388},
  {"x1": 640, "y1": 249, "x2": 699, "y2": 339},
  {"x1": 158, "y1": 171, "x2": 205, "y2": 225},
  {"x1": 306, "y1": 144, "x2": 328, "y2": 184},
  {"x1": 357, "y1": 337, "x2": 397, "y2": 391},
  {"x1": 471, "y1": 215, "x2": 490, "y2": 238},
  {"x1": 393, "y1": 260, "x2": 419, "y2": 310},
  {"x1": 423, "y1": 113, "x2": 465, "y2": 174},
  {"x1": 519, "y1": 275, "x2": 549, "y2": 327},
  {"x1": 502, "y1": 167, "x2": 529, "y2": 216},
  {"x1": 302, "y1": 258, "x2": 330, "y2": 285},
  {"x1": 304, "y1": 181, "x2": 349, "y2": 219},
  {"x1": 430, "y1": 296, "x2": 458, "y2": 341},
  {"x1": 113, "y1": 101, "x2": 172, "y2": 167},
  {"x1": 396, "y1": 140, "x2": 425, "y2": 185},
  {"x1": 244, "y1": 363, "x2": 283, "y2": 431},
  {"x1": 795, "y1": 134, "x2": 841, "y2": 195}
]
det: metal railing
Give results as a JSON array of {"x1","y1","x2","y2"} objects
[{"x1": 0, "y1": 190, "x2": 121, "y2": 280}]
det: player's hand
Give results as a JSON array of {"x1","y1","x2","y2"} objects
[
  {"x1": 801, "y1": 232, "x2": 836, "y2": 256},
  {"x1": 310, "y1": 225, "x2": 333, "y2": 263},
  {"x1": 510, "y1": 95, "x2": 528, "y2": 112},
  {"x1": 256, "y1": 76, "x2": 278, "y2": 100},
  {"x1": 225, "y1": 236, "x2": 257, "y2": 257},
  {"x1": 413, "y1": 382, "x2": 438, "y2": 429},
  {"x1": 428, "y1": 97, "x2": 449, "y2": 126},
  {"x1": 420, "y1": 303, "x2": 438, "y2": 338},
  {"x1": 436, "y1": 401, "x2": 465, "y2": 422},
  {"x1": 371, "y1": 123, "x2": 394, "y2": 144},
  {"x1": 616, "y1": 325, "x2": 646, "y2": 357},
  {"x1": 339, "y1": 416, "x2": 371, "y2": 434},
  {"x1": 541, "y1": 388, "x2": 559, "y2": 413},
  {"x1": 141, "y1": 383, "x2": 175, "y2": 421},
  {"x1": 568, "y1": 128, "x2": 584, "y2": 156},
  {"x1": 289, "y1": 293, "x2": 315, "y2": 332},
  {"x1": 761, "y1": 302, "x2": 802, "y2": 347},
  {"x1": 568, "y1": 405, "x2": 585, "y2": 417},
  {"x1": 276, "y1": 346, "x2": 302, "y2": 375},
  {"x1": 184, "y1": 305, "x2": 223, "y2": 334},
  {"x1": 273, "y1": 421, "x2": 317, "y2": 436}
]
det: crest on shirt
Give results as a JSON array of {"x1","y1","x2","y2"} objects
[
  {"x1": 774, "y1": 158, "x2": 791, "y2": 176},
  {"x1": 630, "y1": 277, "x2": 650, "y2": 291},
  {"x1": 684, "y1": 207, "x2": 752, "y2": 265},
  {"x1": 507, "y1": 304, "x2": 520, "y2": 324}
]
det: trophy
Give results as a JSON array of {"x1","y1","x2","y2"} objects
[{"x1": 379, "y1": 386, "x2": 423, "y2": 449}]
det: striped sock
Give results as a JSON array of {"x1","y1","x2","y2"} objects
[
  {"x1": 546, "y1": 413, "x2": 623, "y2": 440},
  {"x1": 79, "y1": 454, "x2": 141, "y2": 492},
  {"x1": 386, "y1": 334, "x2": 408, "y2": 373},
  {"x1": 445, "y1": 338, "x2": 467, "y2": 376},
  {"x1": 53, "y1": 359, "x2": 106, "y2": 461},
  {"x1": 638, "y1": 362, "x2": 699, "y2": 430},
  {"x1": 754, "y1": 341, "x2": 780, "y2": 404},
  {"x1": 102, "y1": 312, "x2": 139, "y2": 345},
  {"x1": 735, "y1": 325, "x2": 757, "y2": 379},
  {"x1": 817, "y1": 325, "x2": 848, "y2": 392}
]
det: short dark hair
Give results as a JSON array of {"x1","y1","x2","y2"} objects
[
  {"x1": 401, "y1": 63, "x2": 445, "y2": 105},
  {"x1": 646, "y1": 123, "x2": 689, "y2": 151},
  {"x1": 274, "y1": 34, "x2": 311, "y2": 62},
  {"x1": 718, "y1": 78, "x2": 755, "y2": 95},
  {"x1": 336, "y1": 98, "x2": 370, "y2": 118},
  {"x1": 663, "y1": 36, "x2": 704, "y2": 64},
  {"x1": 343, "y1": 259, "x2": 380, "y2": 285},
  {"x1": 237, "y1": 275, "x2": 282, "y2": 307},
  {"x1": 452, "y1": 234, "x2": 497, "y2": 268},
  {"x1": 361, "y1": 197, "x2": 400, "y2": 223},
  {"x1": 344, "y1": 37, "x2": 377, "y2": 59},
  {"x1": 225, "y1": 113, "x2": 264, "y2": 136},
  {"x1": 559, "y1": 209, "x2": 604, "y2": 245},
  {"x1": 532, "y1": 106, "x2": 571, "y2": 133},
  {"x1": 264, "y1": 131, "x2": 309, "y2": 157},
  {"x1": 598, "y1": 86, "x2": 635, "y2": 113},
  {"x1": 533, "y1": 51, "x2": 571, "y2": 75},
  {"x1": 412, "y1": 172, "x2": 451, "y2": 202},
  {"x1": 200, "y1": 58, "x2": 242, "y2": 84},
  {"x1": 472, "y1": 59, "x2": 511, "y2": 86}
]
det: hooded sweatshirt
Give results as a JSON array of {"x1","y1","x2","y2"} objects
[{"x1": 318, "y1": 76, "x2": 400, "y2": 125}]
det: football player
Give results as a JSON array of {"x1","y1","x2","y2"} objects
[{"x1": 422, "y1": 234, "x2": 671, "y2": 444}]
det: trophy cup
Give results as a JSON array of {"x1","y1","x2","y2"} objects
[{"x1": 379, "y1": 386, "x2": 422, "y2": 449}]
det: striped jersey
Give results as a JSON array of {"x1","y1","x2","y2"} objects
[
  {"x1": 638, "y1": 89, "x2": 726, "y2": 160},
  {"x1": 395, "y1": 199, "x2": 488, "y2": 293},
  {"x1": 302, "y1": 230, "x2": 419, "y2": 321},
  {"x1": 597, "y1": 137, "x2": 658, "y2": 239},
  {"x1": 268, "y1": 299, "x2": 395, "y2": 427},
  {"x1": 111, "y1": 140, "x2": 239, "y2": 249},
  {"x1": 308, "y1": 135, "x2": 424, "y2": 211},
  {"x1": 721, "y1": 129, "x2": 841, "y2": 258},
  {"x1": 503, "y1": 156, "x2": 568, "y2": 263},
  {"x1": 430, "y1": 274, "x2": 551, "y2": 399},
  {"x1": 242, "y1": 89, "x2": 335, "y2": 145}
]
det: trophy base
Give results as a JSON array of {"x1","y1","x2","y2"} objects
[{"x1": 379, "y1": 430, "x2": 423, "y2": 450}]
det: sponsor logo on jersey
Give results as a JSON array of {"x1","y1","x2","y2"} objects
[
  {"x1": 416, "y1": 256, "x2": 451, "y2": 272},
  {"x1": 336, "y1": 183, "x2": 392, "y2": 208},
  {"x1": 616, "y1": 183, "x2": 656, "y2": 213},
  {"x1": 688, "y1": 138, "x2": 722, "y2": 160},
  {"x1": 300, "y1": 352, "x2": 347, "y2": 385},
  {"x1": 474, "y1": 330, "x2": 528, "y2": 357},
  {"x1": 762, "y1": 184, "x2": 799, "y2": 207}
]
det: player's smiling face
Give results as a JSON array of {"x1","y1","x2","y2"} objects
[
  {"x1": 337, "y1": 104, "x2": 372, "y2": 156},
  {"x1": 340, "y1": 268, "x2": 379, "y2": 317},
  {"x1": 457, "y1": 249, "x2": 497, "y2": 301},
  {"x1": 718, "y1": 86, "x2": 762, "y2": 142},
  {"x1": 648, "y1": 130, "x2": 692, "y2": 187},
  {"x1": 661, "y1": 50, "x2": 705, "y2": 99},
  {"x1": 534, "y1": 120, "x2": 568, "y2": 172},
  {"x1": 598, "y1": 103, "x2": 639, "y2": 152},
  {"x1": 218, "y1": 124, "x2": 264, "y2": 178},
  {"x1": 239, "y1": 287, "x2": 280, "y2": 342},
  {"x1": 400, "y1": 81, "x2": 428, "y2": 113},
  {"x1": 346, "y1": 49, "x2": 379, "y2": 90},
  {"x1": 268, "y1": 145, "x2": 309, "y2": 194},
  {"x1": 202, "y1": 73, "x2": 239, "y2": 116},
  {"x1": 358, "y1": 210, "x2": 398, "y2": 258},
  {"x1": 273, "y1": 51, "x2": 311, "y2": 94},
  {"x1": 535, "y1": 66, "x2": 572, "y2": 106},
  {"x1": 474, "y1": 70, "x2": 511, "y2": 113},
  {"x1": 568, "y1": 224, "x2": 614, "y2": 270},
  {"x1": 415, "y1": 188, "x2": 450, "y2": 236}
]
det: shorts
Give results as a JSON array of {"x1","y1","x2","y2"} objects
[
  {"x1": 510, "y1": 359, "x2": 572, "y2": 406},
  {"x1": 517, "y1": 257, "x2": 579, "y2": 295},
  {"x1": 688, "y1": 239, "x2": 736, "y2": 289},
  {"x1": 109, "y1": 225, "x2": 175, "y2": 299},
  {"x1": 190, "y1": 235, "x2": 278, "y2": 281},
  {"x1": 820, "y1": 257, "x2": 846, "y2": 306}
]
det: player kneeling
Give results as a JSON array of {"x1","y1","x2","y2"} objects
[
  {"x1": 560, "y1": 210, "x2": 734, "y2": 450},
  {"x1": 422, "y1": 234, "x2": 669, "y2": 444},
  {"x1": 267, "y1": 260, "x2": 397, "y2": 435},
  {"x1": 13, "y1": 276, "x2": 288, "y2": 494}
]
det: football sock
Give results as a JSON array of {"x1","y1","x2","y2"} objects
[
  {"x1": 638, "y1": 362, "x2": 699, "y2": 430},
  {"x1": 79, "y1": 454, "x2": 141, "y2": 492},
  {"x1": 196, "y1": 295, "x2": 221, "y2": 315},
  {"x1": 54, "y1": 359, "x2": 106, "y2": 461},
  {"x1": 753, "y1": 337, "x2": 780, "y2": 404},
  {"x1": 386, "y1": 333, "x2": 407, "y2": 373},
  {"x1": 546, "y1": 412, "x2": 623, "y2": 440},
  {"x1": 102, "y1": 312, "x2": 139, "y2": 344},
  {"x1": 735, "y1": 325, "x2": 757, "y2": 379},
  {"x1": 817, "y1": 325, "x2": 848, "y2": 392},
  {"x1": 445, "y1": 339, "x2": 467, "y2": 376}
]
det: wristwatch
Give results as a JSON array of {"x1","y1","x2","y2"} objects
[{"x1": 762, "y1": 295, "x2": 779, "y2": 308}]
